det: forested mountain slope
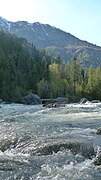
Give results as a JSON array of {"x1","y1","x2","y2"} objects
[
  {"x1": 0, "y1": 31, "x2": 51, "y2": 102},
  {"x1": 0, "y1": 16, "x2": 101, "y2": 67},
  {"x1": 0, "y1": 30, "x2": 101, "y2": 102}
]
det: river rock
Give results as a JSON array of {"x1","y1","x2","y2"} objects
[
  {"x1": 80, "y1": 98, "x2": 89, "y2": 104},
  {"x1": 33, "y1": 140, "x2": 95, "y2": 158},
  {"x1": 42, "y1": 97, "x2": 67, "y2": 108},
  {"x1": 0, "y1": 138, "x2": 17, "y2": 152},
  {"x1": 96, "y1": 127, "x2": 101, "y2": 135},
  {"x1": 54, "y1": 97, "x2": 68, "y2": 104},
  {"x1": 23, "y1": 92, "x2": 42, "y2": 105},
  {"x1": 94, "y1": 154, "x2": 101, "y2": 165}
]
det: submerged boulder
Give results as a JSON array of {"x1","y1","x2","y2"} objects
[
  {"x1": 33, "y1": 140, "x2": 95, "y2": 158},
  {"x1": 0, "y1": 138, "x2": 17, "y2": 152},
  {"x1": 23, "y1": 92, "x2": 42, "y2": 105}
]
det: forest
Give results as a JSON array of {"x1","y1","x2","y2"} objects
[{"x1": 0, "y1": 30, "x2": 101, "y2": 103}]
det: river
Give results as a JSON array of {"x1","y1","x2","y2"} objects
[{"x1": 0, "y1": 103, "x2": 101, "y2": 179}]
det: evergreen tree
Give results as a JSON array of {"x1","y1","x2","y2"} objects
[{"x1": 69, "y1": 57, "x2": 81, "y2": 95}]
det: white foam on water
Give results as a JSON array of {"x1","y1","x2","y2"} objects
[
  {"x1": 0, "y1": 149, "x2": 30, "y2": 164},
  {"x1": 66, "y1": 102, "x2": 101, "y2": 108},
  {"x1": 0, "y1": 103, "x2": 101, "y2": 179},
  {"x1": 34, "y1": 158, "x2": 94, "y2": 180}
]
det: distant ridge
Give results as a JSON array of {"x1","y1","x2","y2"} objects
[{"x1": 0, "y1": 16, "x2": 101, "y2": 67}]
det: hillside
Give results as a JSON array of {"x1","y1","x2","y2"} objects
[
  {"x1": 0, "y1": 31, "x2": 51, "y2": 102},
  {"x1": 0, "y1": 30, "x2": 101, "y2": 102},
  {"x1": 0, "y1": 16, "x2": 101, "y2": 66}
]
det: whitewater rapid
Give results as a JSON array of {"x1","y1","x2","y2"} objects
[{"x1": 0, "y1": 103, "x2": 101, "y2": 179}]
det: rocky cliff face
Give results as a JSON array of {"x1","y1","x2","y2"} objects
[{"x1": 0, "y1": 16, "x2": 101, "y2": 66}]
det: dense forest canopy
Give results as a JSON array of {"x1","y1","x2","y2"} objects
[{"x1": 0, "y1": 31, "x2": 101, "y2": 103}]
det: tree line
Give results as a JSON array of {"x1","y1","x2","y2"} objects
[{"x1": 0, "y1": 31, "x2": 101, "y2": 103}]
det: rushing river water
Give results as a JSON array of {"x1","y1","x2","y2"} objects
[{"x1": 0, "y1": 103, "x2": 101, "y2": 179}]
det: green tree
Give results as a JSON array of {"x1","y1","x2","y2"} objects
[
  {"x1": 37, "y1": 79, "x2": 50, "y2": 98},
  {"x1": 69, "y1": 57, "x2": 81, "y2": 95}
]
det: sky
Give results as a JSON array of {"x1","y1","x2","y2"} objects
[{"x1": 0, "y1": 0, "x2": 101, "y2": 46}]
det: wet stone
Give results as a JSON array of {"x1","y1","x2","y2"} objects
[{"x1": 96, "y1": 127, "x2": 101, "y2": 135}]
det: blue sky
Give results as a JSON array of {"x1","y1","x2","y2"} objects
[{"x1": 0, "y1": 0, "x2": 100, "y2": 46}]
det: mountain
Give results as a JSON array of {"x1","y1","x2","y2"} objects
[{"x1": 0, "y1": 16, "x2": 101, "y2": 67}]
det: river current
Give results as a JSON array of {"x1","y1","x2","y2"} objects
[{"x1": 0, "y1": 103, "x2": 101, "y2": 179}]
